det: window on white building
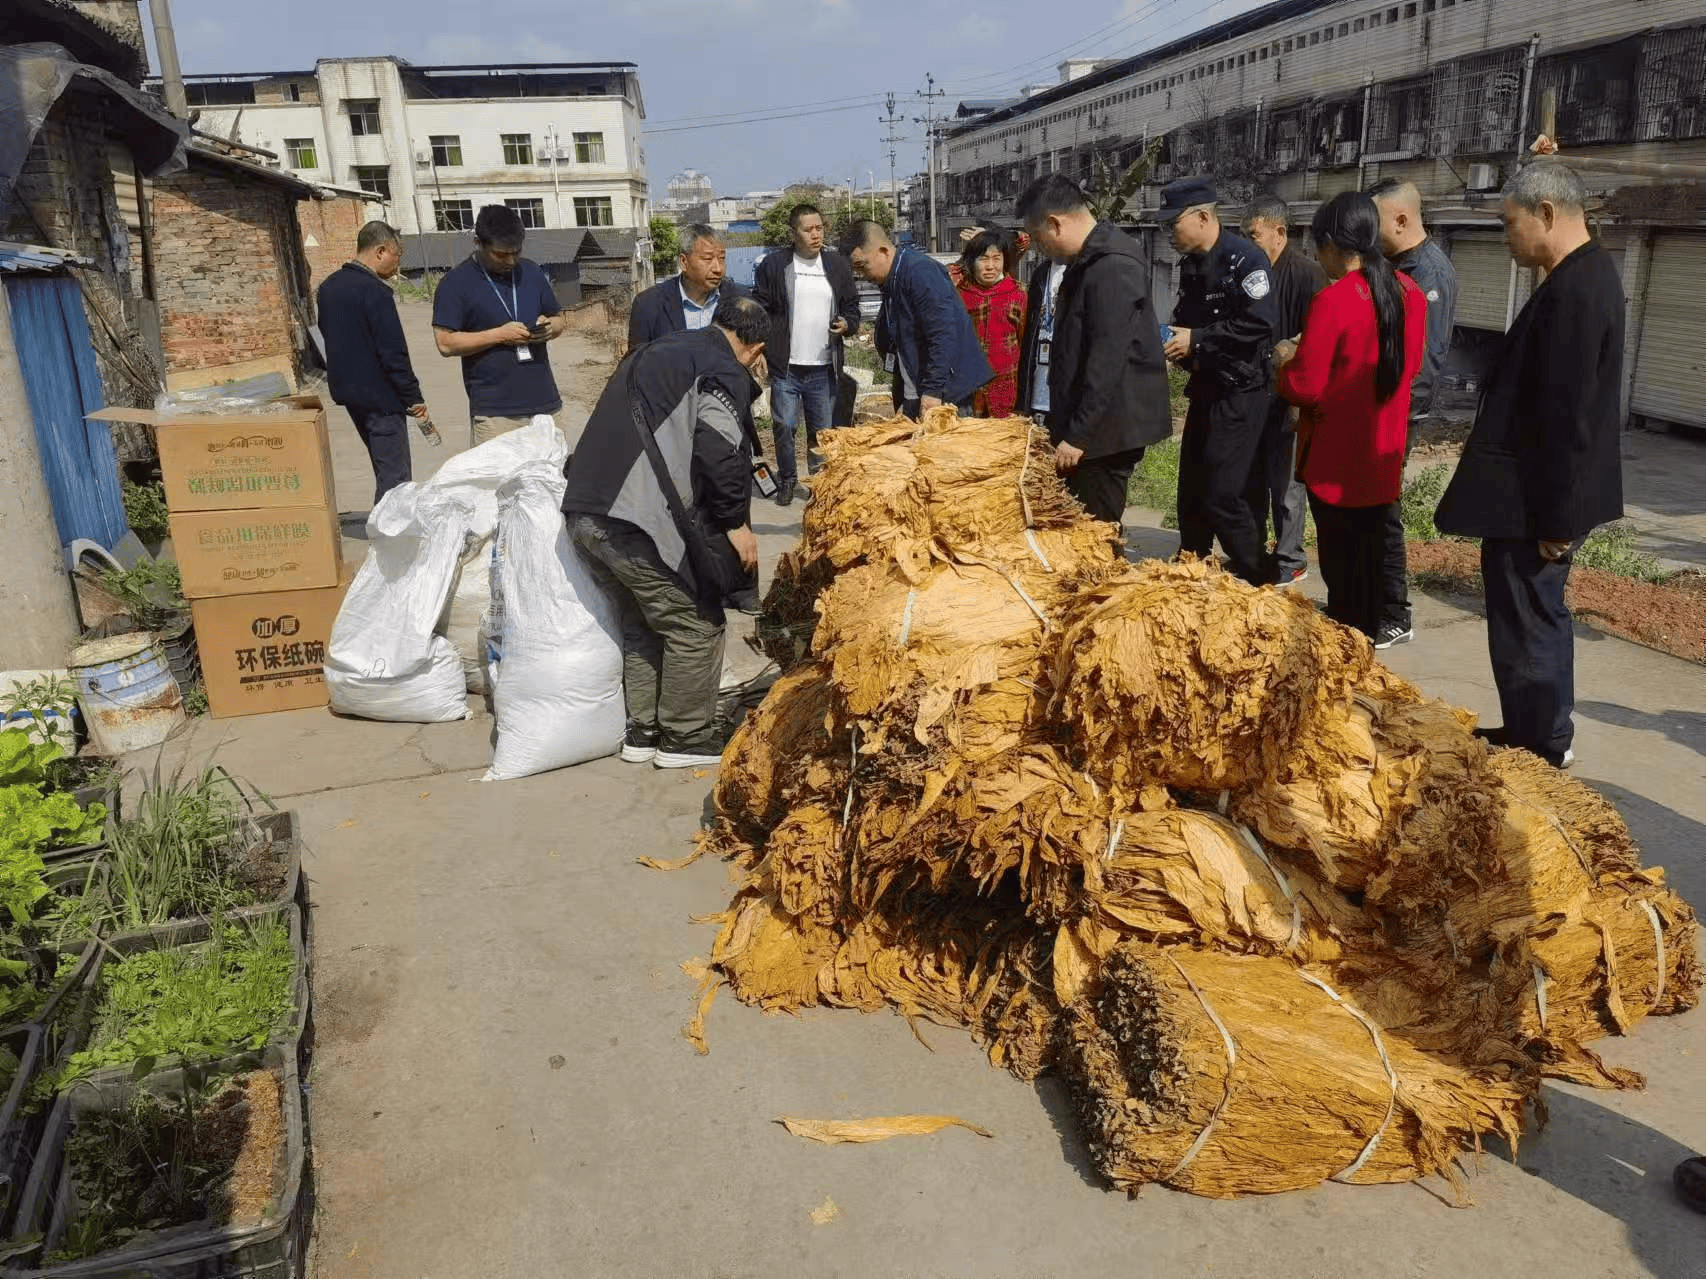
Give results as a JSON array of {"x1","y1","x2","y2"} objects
[
  {"x1": 502, "y1": 133, "x2": 534, "y2": 165},
  {"x1": 353, "y1": 166, "x2": 391, "y2": 200},
  {"x1": 435, "y1": 199, "x2": 474, "y2": 231},
  {"x1": 574, "y1": 131, "x2": 605, "y2": 163},
  {"x1": 430, "y1": 135, "x2": 462, "y2": 167},
  {"x1": 505, "y1": 198, "x2": 547, "y2": 229},
  {"x1": 284, "y1": 138, "x2": 317, "y2": 169},
  {"x1": 573, "y1": 196, "x2": 614, "y2": 227},
  {"x1": 347, "y1": 99, "x2": 381, "y2": 135},
  {"x1": 286, "y1": 83, "x2": 302, "y2": 102}
]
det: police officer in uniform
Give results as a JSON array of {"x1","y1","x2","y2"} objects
[{"x1": 1160, "y1": 177, "x2": 1280, "y2": 585}]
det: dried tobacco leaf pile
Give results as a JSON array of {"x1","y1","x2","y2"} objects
[{"x1": 680, "y1": 409, "x2": 1699, "y2": 1199}]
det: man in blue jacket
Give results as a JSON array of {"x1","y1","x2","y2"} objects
[
  {"x1": 315, "y1": 221, "x2": 428, "y2": 506},
  {"x1": 839, "y1": 220, "x2": 991, "y2": 419}
]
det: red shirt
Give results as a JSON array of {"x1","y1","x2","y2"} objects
[
  {"x1": 1278, "y1": 269, "x2": 1426, "y2": 507},
  {"x1": 956, "y1": 275, "x2": 1028, "y2": 418}
]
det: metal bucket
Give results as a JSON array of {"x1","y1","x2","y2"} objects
[{"x1": 67, "y1": 634, "x2": 184, "y2": 756}]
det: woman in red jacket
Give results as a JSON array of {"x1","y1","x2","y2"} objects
[
  {"x1": 1276, "y1": 192, "x2": 1426, "y2": 640},
  {"x1": 955, "y1": 229, "x2": 1028, "y2": 418}
]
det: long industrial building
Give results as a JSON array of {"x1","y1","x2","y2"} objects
[{"x1": 941, "y1": 0, "x2": 1706, "y2": 429}]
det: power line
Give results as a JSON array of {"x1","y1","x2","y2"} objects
[
  {"x1": 644, "y1": 91, "x2": 889, "y2": 129},
  {"x1": 644, "y1": 98, "x2": 888, "y2": 136},
  {"x1": 934, "y1": 0, "x2": 1184, "y2": 95}
]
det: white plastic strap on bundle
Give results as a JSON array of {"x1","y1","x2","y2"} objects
[
  {"x1": 1506, "y1": 791, "x2": 1596, "y2": 882},
  {"x1": 1164, "y1": 957, "x2": 1239, "y2": 1183},
  {"x1": 1103, "y1": 819, "x2": 1126, "y2": 863},
  {"x1": 1296, "y1": 971, "x2": 1400, "y2": 1183},
  {"x1": 1234, "y1": 821, "x2": 1303, "y2": 953},
  {"x1": 1024, "y1": 528, "x2": 1054, "y2": 572},
  {"x1": 1640, "y1": 899, "x2": 1667, "y2": 1009},
  {"x1": 1085, "y1": 773, "x2": 1102, "y2": 802},
  {"x1": 999, "y1": 570, "x2": 1052, "y2": 630},
  {"x1": 897, "y1": 588, "x2": 919, "y2": 648},
  {"x1": 1018, "y1": 427, "x2": 1037, "y2": 530},
  {"x1": 1216, "y1": 790, "x2": 1230, "y2": 815},
  {"x1": 1532, "y1": 963, "x2": 1550, "y2": 1031},
  {"x1": 841, "y1": 728, "x2": 860, "y2": 833}
]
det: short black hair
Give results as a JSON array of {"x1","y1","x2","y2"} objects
[
  {"x1": 1015, "y1": 173, "x2": 1089, "y2": 225},
  {"x1": 475, "y1": 204, "x2": 526, "y2": 249},
  {"x1": 356, "y1": 220, "x2": 400, "y2": 254},
  {"x1": 837, "y1": 219, "x2": 890, "y2": 256},
  {"x1": 1242, "y1": 194, "x2": 1289, "y2": 231},
  {"x1": 788, "y1": 202, "x2": 822, "y2": 230},
  {"x1": 715, "y1": 294, "x2": 770, "y2": 344},
  {"x1": 958, "y1": 228, "x2": 1011, "y2": 277}
]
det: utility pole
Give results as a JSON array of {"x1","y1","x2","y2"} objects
[
  {"x1": 880, "y1": 92, "x2": 904, "y2": 234},
  {"x1": 914, "y1": 73, "x2": 945, "y2": 252},
  {"x1": 149, "y1": 0, "x2": 188, "y2": 117}
]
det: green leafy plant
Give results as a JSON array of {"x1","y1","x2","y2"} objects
[
  {"x1": 1399, "y1": 463, "x2": 1454, "y2": 542},
  {"x1": 0, "y1": 733, "x2": 63, "y2": 790},
  {"x1": 121, "y1": 480, "x2": 170, "y2": 544},
  {"x1": 1088, "y1": 138, "x2": 1164, "y2": 224},
  {"x1": 1576, "y1": 520, "x2": 1671, "y2": 583},
  {"x1": 181, "y1": 684, "x2": 209, "y2": 718},
  {"x1": 97, "y1": 561, "x2": 186, "y2": 632},
  {"x1": 649, "y1": 214, "x2": 681, "y2": 277},
  {"x1": 61, "y1": 919, "x2": 295, "y2": 1082},
  {"x1": 843, "y1": 340, "x2": 892, "y2": 387},
  {"x1": 0, "y1": 786, "x2": 104, "y2": 872},
  {"x1": 1, "y1": 675, "x2": 77, "y2": 754},
  {"x1": 1127, "y1": 436, "x2": 1181, "y2": 525},
  {"x1": 390, "y1": 271, "x2": 440, "y2": 302}
]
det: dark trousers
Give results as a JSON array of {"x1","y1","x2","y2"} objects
[
  {"x1": 769, "y1": 364, "x2": 835, "y2": 484},
  {"x1": 1482, "y1": 537, "x2": 1580, "y2": 765},
  {"x1": 569, "y1": 514, "x2": 727, "y2": 753},
  {"x1": 1067, "y1": 448, "x2": 1145, "y2": 525},
  {"x1": 1177, "y1": 387, "x2": 1270, "y2": 584},
  {"x1": 1309, "y1": 495, "x2": 1390, "y2": 640},
  {"x1": 1246, "y1": 400, "x2": 1308, "y2": 580},
  {"x1": 1377, "y1": 419, "x2": 1418, "y2": 630},
  {"x1": 349, "y1": 408, "x2": 412, "y2": 509}
]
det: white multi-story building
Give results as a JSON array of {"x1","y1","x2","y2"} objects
[{"x1": 184, "y1": 57, "x2": 651, "y2": 289}]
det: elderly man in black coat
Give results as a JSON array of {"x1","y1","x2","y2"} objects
[
  {"x1": 1015, "y1": 174, "x2": 1172, "y2": 524},
  {"x1": 1434, "y1": 162, "x2": 1625, "y2": 770}
]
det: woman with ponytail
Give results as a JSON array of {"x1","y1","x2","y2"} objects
[{"x1": 1275, "y1": 191, "x2": 1426, "y2": 640}]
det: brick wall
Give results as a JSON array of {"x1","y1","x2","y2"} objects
[
  {"x1": 298, "y1": 197, "x2": 369, "y2": 295},
  {"x1": 149, "y1": 164, "x2": 308, "y2": 382}
]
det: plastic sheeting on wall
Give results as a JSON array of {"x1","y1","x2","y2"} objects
[{"x1": 4, "y1": 274, "x2": 127, "y2": 549}]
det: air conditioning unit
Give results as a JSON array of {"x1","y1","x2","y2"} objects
[
  {"x1": 414, "y1": 151, "x2": 430, "y2": 167},
  {"x1": 1466, "y1": 162, "x2": 1501, "y2": 191}
]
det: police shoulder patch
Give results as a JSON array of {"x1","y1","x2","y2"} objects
[{"x1": 1242, "y1": 270, "x2": 1271, "y2": 300}]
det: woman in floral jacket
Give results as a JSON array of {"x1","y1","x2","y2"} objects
[{"x1": 955, "y1": 229, "x2": 1029, "y2": 419}]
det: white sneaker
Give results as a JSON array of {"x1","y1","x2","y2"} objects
[
  {"x1": 620, "y1": 742, "x2": 657, "y2": 764},
  {"x1": 654, "y1": 747, "x2": 724, "y2": 770},
  {"x1": 1560, "y1": 748, "x2": 1576, "y2": 769}
]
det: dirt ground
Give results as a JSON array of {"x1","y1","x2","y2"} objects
[{"x1": 1408, "y1": 539, "x2": 1706, "y2": 664}]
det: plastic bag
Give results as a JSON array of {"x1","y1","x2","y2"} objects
[
  {"x1": 482, "y1": 463, "x2": 624, "y2": 780},
  {"x1": 324, "y1": 484, "x2": 473, "y2": 723},
  {"x1": 425, "y1": 417, "x2": 566, "y2": 693}
]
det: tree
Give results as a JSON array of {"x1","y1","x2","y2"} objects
[
  {"x1": 1088, "y1": 137, "x2": 1165, "y2": 223},
  {"x1": 762, "y1": 191, "x2": 895, "y2": 248},
  {"x1": 648, "y1": 215, "x2": 680, "y2": 277}
]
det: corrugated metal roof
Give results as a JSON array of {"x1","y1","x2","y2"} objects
[{"x1": 0, "y1": 242, "x2": 92, "y2": 274}]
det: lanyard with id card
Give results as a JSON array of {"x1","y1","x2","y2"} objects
[{"x1": 483, "y1": 265, "x2": 533, "y2": 362}]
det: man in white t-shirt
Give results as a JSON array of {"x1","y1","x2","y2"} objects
[{"x1": 752, "y1": 203, "x2": 863, "y2": 505}]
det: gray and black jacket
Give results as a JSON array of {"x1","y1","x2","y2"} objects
[{"x1": 562, "y1": 326, "x2": 753, "y2": 602}]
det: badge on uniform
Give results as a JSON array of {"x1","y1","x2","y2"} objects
[
  {"x1": 517, "y1": 346, "x2": 534, "y2": 363},
  {"x1": 1242, "y1": 271, "x2": 1271, "y2": 300}
]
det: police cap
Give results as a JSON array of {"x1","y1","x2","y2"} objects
[{"x1": 1156, "y1": 176, "x2": 1220, "y2": 223}]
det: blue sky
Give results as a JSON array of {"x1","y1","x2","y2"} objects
[{"x1": 148, "y1": 0, "x2": 1271, "y2": 195}]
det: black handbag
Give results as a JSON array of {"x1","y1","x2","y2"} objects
[{"x1": 623, "y1": 357, "x2": 756, "y2": 607}]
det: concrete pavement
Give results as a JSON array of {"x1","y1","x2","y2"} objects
[{"x1": 141, "y1": 307, "x2": 1706, "y2": 1278}]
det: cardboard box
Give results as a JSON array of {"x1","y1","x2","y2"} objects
[
  {"x1": 168, "y1": 505, "x2": 343, "y2": 599},
  {"x1": 191, "y1": 571, "x2": 353, "y2": 718},
  {"x1": 89, "y1": 397, "x2": 334, "y2": 513}
]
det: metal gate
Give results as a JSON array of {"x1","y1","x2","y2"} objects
[
  {"x1": 1449, "y1": 232, "x2": 1536, "y2": 332},
  {"x1": 1630, "y1": 231, "x2": 1706, "y2": 430},
  {"x1": 3, "y1": 275, "x2": 127, "y2": 549}
]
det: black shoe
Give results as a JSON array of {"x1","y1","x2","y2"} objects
[
  {"x1": 655, "y1": 729, "x2": 730, "y2": 770},
  {"x1": 620, "y1": 723, "x2": 659, "y2": 764},
  {"x1": 1675, "y1": 1157, "x2": 1706, "y2": 1214},
  {"x1": 775, "y1": 480, "x2": 796, "y2": 507},
  {"x1": 1373, "y1": 622, "x2": 1413, "y2": 649},
  {"x1": 1472, "y1": 726, "x2": 1511, "y2": 747}
]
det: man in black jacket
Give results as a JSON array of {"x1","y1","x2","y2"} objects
[
  {"x1": 628, "y1": 224, "x2": 750, "y2": 348},
  {"x1": 1015, "y1": 174, "x2": 1171, "y2": 523},
  {"x1": 1162, "y1": 177, "x2": 1280, "y2": 585},
  {"x1": 315, "y1": 221, "x2": 427, "y2": 506},
  {"x1": 751, "y1": 204, "x2": 861, "y2": 505},
  {"x1": 563, "y1": 295, "x2": 767, "y2": 770},
  {"x1": 1434, "y1": 162, "x2": 1624, "y2": 770},
  {"x1": 1242, "y1": 195, "x2": 1327, "y2": 585}
]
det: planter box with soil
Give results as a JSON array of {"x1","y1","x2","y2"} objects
[
  {"x1": 3, "y1": 1045, "x2": 306, "y2": 1279},
  {"x1": 0, "y1": 1023, "x2": 44, "y2": 1236},
  {"x1": 66, "y1": 909, "x2": 307, "y2": 1092}
]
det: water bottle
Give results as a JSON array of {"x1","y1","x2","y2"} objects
[{"x1": 415, "y1": 413, "x2": 443, "y2": 447}]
